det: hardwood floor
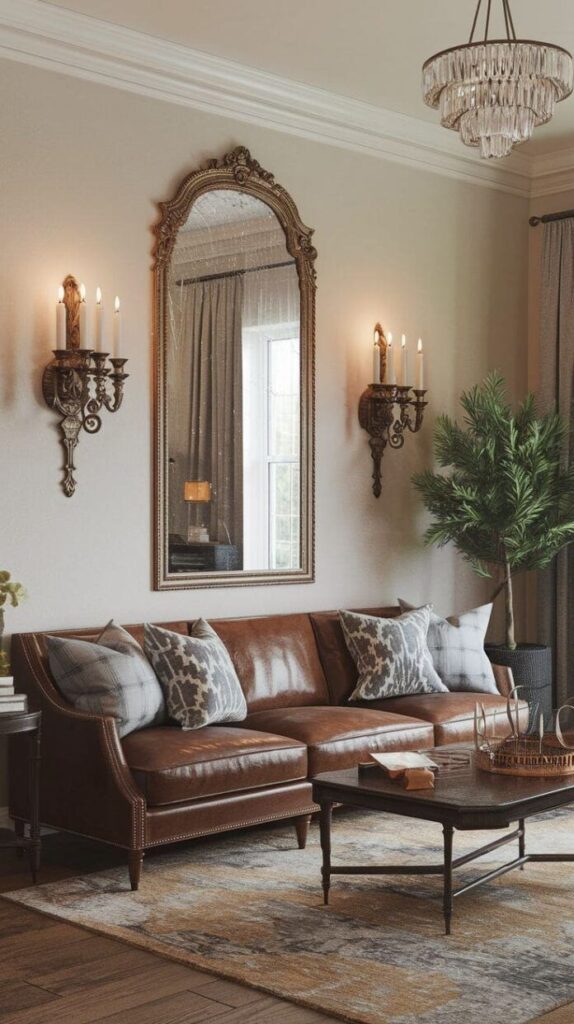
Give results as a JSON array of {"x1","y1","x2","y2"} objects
[
  {"x1": 0, "y1": 831, "x2": 333, "y2": 1024},
  {"x1": 0, "y1": 830, "x2": 569, "y2": 1024}
]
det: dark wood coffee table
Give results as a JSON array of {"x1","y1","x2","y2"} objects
[{"x1": 312, "y1": 748, "x2": 574, "y2": 934}]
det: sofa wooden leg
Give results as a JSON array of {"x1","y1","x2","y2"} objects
[
  {"x1": 14, "y1": 819, "x2": 25, "y2": 859},
  {"x1": 294, "y1": 814, "x2": 312, "y2": 850},
  {"x1": 128, "y1": 850, "x2": 144, "y2": 891}
]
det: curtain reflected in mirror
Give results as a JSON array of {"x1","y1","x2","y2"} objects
[{"x1": 166, "y1": 190, "x2": 301, "y2": 575}]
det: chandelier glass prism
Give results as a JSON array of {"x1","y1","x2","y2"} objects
[{"x1": 422, "y1": 0, "x2": 573, "y2": 159}]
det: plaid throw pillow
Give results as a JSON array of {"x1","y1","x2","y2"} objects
[
  {"x1": 144, "y1": 620, "x2": 247, "y2": 730},
  {"x1": 340, "y1": 607, "x2": 447, "y2": 702},
  {"x1": 398, "y1": 599, "x2": 498, "y2": 694},
  {"x1": 47, "y1": 620, "x2": 166, "y2": 737}
]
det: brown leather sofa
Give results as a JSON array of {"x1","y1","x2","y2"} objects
[{"x1": 9, "y1": 606, "x2": 524, "y2": 889}]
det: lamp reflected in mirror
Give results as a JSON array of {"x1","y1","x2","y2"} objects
[{"x1": 184, "y1": 480, "x2": 212, "y2": 543}]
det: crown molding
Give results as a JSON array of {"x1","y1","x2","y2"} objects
[
  {"x1": 528, "y1": 147, "x2": 574, "y2": 199},
  {"x1": 0, "y1": 0, "x2": 571, "y2": 199}
]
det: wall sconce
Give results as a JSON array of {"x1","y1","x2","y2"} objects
[
  {"x1": 43, "y1": 274, "x2": 128, "y2": 497},
  {"x1": 358, "y1": 323, "x2": 428, "y2": 497}
]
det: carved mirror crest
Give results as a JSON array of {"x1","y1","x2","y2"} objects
[{"x1": 153, "y1": 147, "x2": 316, "y2": 589}]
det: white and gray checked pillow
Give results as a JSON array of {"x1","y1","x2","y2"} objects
[
  {"x1": 47, "y1": 620, "x2": 166, "y2": 737},
  {"x1": 144, "y1": 619, "x2": 247, "y2": 730},
  {"x1": 398, "y1": 599, "x2": 498, "y2": 694},
  {"x1": 340, "y1": 607, "x2": 447, "y2": 702}
]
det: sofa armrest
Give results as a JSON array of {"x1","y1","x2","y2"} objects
[
  {"x1": 491, "y1": 663, "x2": 514, "y2": 698},
  {"x1": 8, "y1": 634, "x2": 145, "y2": 850}
]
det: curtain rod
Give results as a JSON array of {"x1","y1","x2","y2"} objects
[
  {"x1": 529, "y1": 209, "x2": 574, "y2": 227},
  {"x1": 175, "y1": 258, "x2": 295, "y2": 286}
]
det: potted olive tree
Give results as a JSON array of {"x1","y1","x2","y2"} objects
[{"x1": 413, "y1": 372, "x2": 574, "y2": 709}]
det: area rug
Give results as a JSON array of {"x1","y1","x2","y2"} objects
[{"x1": 6, "y1": 807, "x2": 574, "y2": 1024}]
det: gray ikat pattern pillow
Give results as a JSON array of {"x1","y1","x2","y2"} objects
[
  {"x1": 144, "y1": 620, "x2": 247, "y2": 730},
  {"x1": 339, "y1": 607, "x2": 447, "y2": 702},
  {"x1": 398, "y1": 599, "x2": 498, "y2": 694},
  {"x1": 47, "y1": 620, "x2": 166, "y2": 738}
]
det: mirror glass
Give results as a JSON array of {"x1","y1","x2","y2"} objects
[{"x1": 165, "y1": 189, "x2": 302, "y2": 577}]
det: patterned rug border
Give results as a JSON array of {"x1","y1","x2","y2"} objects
[{"x1": 1, "y1": 888, "x2": 356, "y2": 1024}]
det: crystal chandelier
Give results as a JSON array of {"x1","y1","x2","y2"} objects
[{"x1": 422, "y1": 0, "x2": 573, "y2": 159}]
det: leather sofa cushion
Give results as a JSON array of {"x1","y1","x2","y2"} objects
[
  {"x1": 241, "y1": 706, "x2": 433, "y2": 775},
  {"x1": 355, "y1": 692, "x2": 529, "y2": 745},
  {"x1": 208, "y1": 614, "x2": 330, "y2": 712},
  {"x1": 310, "y1": 607, "x2": 401, "y2": 705},
  {"x1": 122, "y1": 726, "x2": 308, "y2": 806}
]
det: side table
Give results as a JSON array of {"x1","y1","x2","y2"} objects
[{"x1": 0, "y1": 711, "x2": 41, "y2": 882}]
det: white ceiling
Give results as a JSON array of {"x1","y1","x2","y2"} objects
[{"x1": 45, "y1": 0, "x2": 574, "y2": 155}]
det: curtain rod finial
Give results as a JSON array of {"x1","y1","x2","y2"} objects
[{"x1": 529, "y1": 216, "x2": 542, "y2": 227}]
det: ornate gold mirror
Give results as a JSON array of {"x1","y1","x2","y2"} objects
[{"x1": 153, "y1": 147, "x2": 316, "y2": 589}]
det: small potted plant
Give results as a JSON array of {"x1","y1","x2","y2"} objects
[
  {"x1": 0, "y1": 571, "x2": 26, "y2": 679},
  {"x1": 413, "y1": 372, "x2": 574, "y2": 713}
]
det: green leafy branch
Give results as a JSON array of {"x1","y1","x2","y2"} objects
[{"x1": 413, "y1": 372, "x2": 574, "y2": 649}]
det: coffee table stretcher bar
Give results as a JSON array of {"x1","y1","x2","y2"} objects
[{"x1": 313, "y1": 756, "x2": 574, "y2": 935}]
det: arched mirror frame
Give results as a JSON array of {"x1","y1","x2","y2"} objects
[{"x1": 152, "y1": 147, "x2": 317, "y2": 590}]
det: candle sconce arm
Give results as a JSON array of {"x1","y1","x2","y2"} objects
[{"x1": 358, "y1": 384, "x2": 428, "y2": 497}]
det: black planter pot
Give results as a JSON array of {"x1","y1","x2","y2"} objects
[{"x1": 484, "y1": 643, "x2": 553, "y2": 727}]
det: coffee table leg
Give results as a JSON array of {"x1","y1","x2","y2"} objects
[
  {"x1": 443, "y1": 824, "x2": 454, "y2": 935},
  {"x1": 319, "y1": 800, "x2": 332, "y2": 906},
  {"x1": 519, "y1": 818, "x2": 525, "y2": 869}
]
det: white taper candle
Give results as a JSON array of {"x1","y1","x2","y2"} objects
[
  {"x1": 56, "y1": 286, "x2": 66, "y2": 348},
  {"x1": 386, "y1": 336, "x2": 396, "y2": 385},
  {"x1": 79, "y1": 282, "x2": 88, "y2": 348},
  {"x1": 113, "y1": 296, "x2": 121, "y2": 357},
  {"x1": 372, "y1": 331, "x2": 380, "y2": 383},
  {"x1": 416, "y1": 338, "x2": 424, "y2": 390},
  {"x1": 94, "y1": 287, "x2": 103, "y2": 352},
  {"x1": 401, "y1": 334, "x2": 407, "y2": 385}
]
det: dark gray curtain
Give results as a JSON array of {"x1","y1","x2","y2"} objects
[
  {"x1": 169, "y1": 275, "x2": 244, "y2": 547},
  {"x1": 538, "y1": 219, "x2": 574, "y2": 704}
]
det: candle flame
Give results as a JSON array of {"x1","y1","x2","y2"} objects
[
  {"x1": 79, "y1": 282, "x2": 86, "y2": 302},
  {"x1": 417, "y1": 338, "x2": 423, "y2": 352},
  {"x1": 96, "y1": 287, "x2": 102, "y2": 304},
  {"x1": 401, "y1": 333, "x2": 406, "y2": 346},
  {"x1": 58, "y1": 286, "x2": 64, "y2": 302},
  {"x1": 114, "y1": 296, "x2": 120, "y2": 313},
  {"x1": 387, "y1": 331, "x2": 392, "y2": 343}
]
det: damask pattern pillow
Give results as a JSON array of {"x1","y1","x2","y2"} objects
[
  {"x1": 398, "y1": 599, "x2": 498, "y2": 694},
  {"x1": 144, "y1": 619, "x2": 247, "y2": 730},
  {"x1": 339, "y1": 607, "x2": 447, "y2": 702},
  {"x1": 47, "y1": 620, "x2": 166, "y2": 738}
]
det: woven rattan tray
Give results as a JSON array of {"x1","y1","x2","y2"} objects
[{"x1": 476, "y1": 736, "x2": 574, "y2": 778}]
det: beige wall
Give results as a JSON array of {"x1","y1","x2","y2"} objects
[{"x1": 0, "y1": 60, "x2": 530, "y2": 803}]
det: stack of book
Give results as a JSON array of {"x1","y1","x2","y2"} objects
[{"x1": 0, "y1": 678, "x2": 28, "y2": 715}]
